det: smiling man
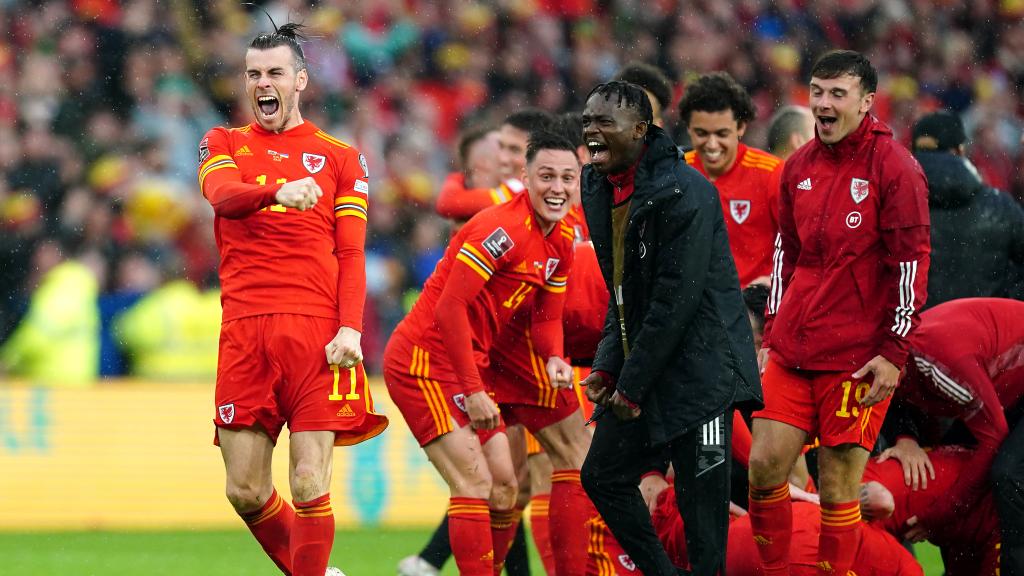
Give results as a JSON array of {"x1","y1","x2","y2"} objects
[
  {"x1": 578, "y1": 80, "x2": 763, "y2": 576},
  {"x1": 679, "y1": 72, "x2": 782, "y2": 287},
  {"x1": 383, "y1": 132, "x2": 579, "y2": 575},
  {"x1": 747, "y1": 50, "x2": 931, "y2": 576},
  {"x1": 198, "y1": 23, "x2": 386, "y2": 576}
]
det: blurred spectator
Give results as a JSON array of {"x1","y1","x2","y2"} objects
[{"x1": 911, "y1": 110, "x2": 1024, "y2": 306}]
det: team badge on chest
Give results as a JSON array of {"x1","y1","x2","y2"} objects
[
  {"x1": 729, "y1": 200, "x2": 751, "y2": 224},
  {"x1": 544, "y1": 258, "x2": 559, "y2": 280},
  {"x1": 303, "y1": 153, "x2": 326, "y2": 174},
  {"x1": 850, "y1": 178, "x2": 870, "y2": 204}
]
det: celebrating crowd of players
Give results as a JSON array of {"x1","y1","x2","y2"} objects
[{"x1": 200, "y1": 19, "x2": 1024, "y2": 576}]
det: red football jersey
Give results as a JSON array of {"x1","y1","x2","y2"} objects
[
  {"x1": 488, "y1": 206, "x2": 599, "y2": 406},
  {"x1": 391, "y1": 192, "x2": 574, "y2": 395},
  {"x1": 863, "y1": 447, "x2": 999, "y2": 575},
  {"x1": 435, "y1": 172, "x2": 524, "y2": 221},
  {"x1": 198, "y1": 121, "x2": 368, "y2": 328},
  {"x1": 686, "y1": 144, "x2": 781, "y2": 287}
]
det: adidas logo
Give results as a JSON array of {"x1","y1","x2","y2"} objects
[
  {"x1": 336, "y1": 404, "x2": 356, "y2": 417},
  {"x1": 235, "y1": 145, "x2": 253, "y2": 156},
  {"x1": 797, "y1": 178, "x2": 812, "y2": 190},
  {"x1": 753, "y1": 535, "x2": 772, "y2": 545},
  {"x1": 817, "y1": 560, "x2": 834, "y2": 572}
]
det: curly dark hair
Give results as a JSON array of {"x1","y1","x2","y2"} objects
[
  {"x1": 585, "y1": 81, "x2": 654, "y2": 125},
  {"x1": 677, "y1": 72, "x2": 756, "y2": 127}
]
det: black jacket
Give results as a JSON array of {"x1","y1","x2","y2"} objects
[
  {"x1": 582, "y1": 126, "x2": 763, "y2": 445},
  {"x1": 915, "y1": 151, "x2": 1024, "y2": 306}
]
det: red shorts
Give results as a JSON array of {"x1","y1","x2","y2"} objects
[
  {"x1": 383, "y1": 333, "x2": 504, "y2": 447},
  {"x1": 499, "y1": 388, "x2": 580, "y2": 435},
  {"x1": 214, "y1": 314, "x2": 388, "y2": 446},
  {"x1": 753, "y1": 357, "x2": 890, "y2": 449}
]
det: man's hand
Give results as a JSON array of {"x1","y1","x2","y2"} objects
[
  {"x1": 789, "y1": 482, "x2": 820, "y2": 505},
  {"x1": 581, "y1": 372, "x2": 613, "y2": 406},
  {"x1": 853, "y1": 354, "x2": 901, "y2": 406},
  {"x1": 466, "y1": 391, "x2": 500, "y2": 430},
  {"x1": 877, "y1": 437, "x2": 935, "y2": 491},
  {"x1": 325, "y1": 326, "x2": 362, "y2": 368},
  {"x1": 639, "y1": 473, "x2": 669, "y2": 514},
  {"x1": 275, "y1": 177, "x2": 323, "y2": 211},
  {"x1": 545, "y1": 356, "x2": 573, "y2": 389},
  {"x1": 757, "y1": 348, "x2": 770, "y2": 375},
  {"x1": 609, "y1": 391, "x2": 641, "y2": 420}
]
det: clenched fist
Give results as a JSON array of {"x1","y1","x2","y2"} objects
[{"x1": 275, "y1": 177, "x2": 323, "y2": 211}]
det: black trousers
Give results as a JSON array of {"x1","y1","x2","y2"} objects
[
  {"x1": 581, "y1": 410, "x2": 732, "y2": 576},
  {"x1": 993, "y1": 418, "x2": 1024, "y2": 576}
]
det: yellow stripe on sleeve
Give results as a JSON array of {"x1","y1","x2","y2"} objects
[
  {"x1": 335, "y1": 195, "x2": 368, "y2": 208},
  {"x1": 456, "y1": 253, "x2": 492, "y2": 281}
]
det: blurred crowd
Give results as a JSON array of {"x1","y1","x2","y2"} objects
[{"x1": 2, "y1": 0, "x2": 1024, "y2": 382}]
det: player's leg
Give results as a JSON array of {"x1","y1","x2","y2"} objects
[
  {"x1": 397, "y1": 514, "x2": 449, "y2": 575},
  {"x1": 536, "y1": 407, "x2": 593, "y2": 576},
  {"x1": 581, "y1": 413, "x2": 678, "y2": 576},
  {"x1": 749, "y1": 358, "x2": 815, "y2": 576},
  {"x1": 992, "y1": 419, "x2": 1024, "y2": 576},
  {"x1": 816, "y1": 444, "x2": 870, "y2": 576},
  {"x1": 220, "y1": 426, "x2": 294, "y2": 574},
  {"x1": 481, "y1": 429, "x2": 521, "y2": 574},
  {"x1": 503, "y1": 424, "x2": 533, "y2": 576},
  {"x1": 424, "y1": 425, "x2": 497, "y2": 576},
  {"x1": 289, "y1": 430, "x2": 336, "y2": 576},
  {"x1": 673, "y1": 411, "x2": 732, "y2": 576},
  {"x1": 216, "y1": 316, "x2": 294, "y2": 574},
  {"x1": 525, "y1": 451, "x2": 554, "y2": 575}
]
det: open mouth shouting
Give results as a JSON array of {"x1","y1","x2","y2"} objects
[
  {"x1": 257, "y1": 94, "x2": 280, "y2": 119},
  {"x1": 587, "y1": 140, "x2": 610, "y2": 165}
]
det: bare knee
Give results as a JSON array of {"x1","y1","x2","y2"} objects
[
  {"x1": 290, "y1": 462, "x2": 327, "y2": 503},
  {"x1": 489, "y1": 470, "x2": 518, "y2": 510},
  {"x1": 748, "y1": 446, "x2": 795, "y2": 488},
  {"x1": 226, "y1": 478, "x2": 271, "y2": 514}
]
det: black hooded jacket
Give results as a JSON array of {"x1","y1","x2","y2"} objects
[
  {"x1": 915, "y1": 151, "x2": 1024, "y2": 306},
  {"x1": 582, "y1": 126, "x2": 763, "y2": 446}
]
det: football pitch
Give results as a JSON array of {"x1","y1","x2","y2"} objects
[{"x1": 0, "y1": 528, "x2": 945, "y2": 575}]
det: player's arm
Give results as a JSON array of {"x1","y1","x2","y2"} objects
[
  {"x1": 435, "y1": 174, "x2": 517, "y2": 220},
  {"x1": 614, "y1": 180, "x2": 714, "y2": 404},
  {"x1": 874, "y1": 151, "x2": 931, "y2": 369},
  {"x1": 198, "y1": 129, "x2": 279, "y2": 218},
  {"x1": 762, "y1": 164, "x2": 800, "y2": 368},
  {"x1": 920, "y1": 360, "x2": 1006, "y2": 525},
  {"x1": 325, "y1": 150, "x2": 369, "y2": 367}
]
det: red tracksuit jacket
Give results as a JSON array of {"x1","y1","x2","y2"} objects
[{"x1": 764, "y1": 114, "x2": 931, "y2": 370}]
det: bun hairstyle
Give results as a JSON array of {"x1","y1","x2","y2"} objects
[{"x1": 249, "y1": 15, "x2": 308, "y2": 71}]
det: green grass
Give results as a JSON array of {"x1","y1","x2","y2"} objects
[{"x1": 0, "y1": 528, "x2": 944, "y2": 575}]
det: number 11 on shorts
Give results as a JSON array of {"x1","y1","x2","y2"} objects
[{"x1": 329, "y1": 364, "x2": 361, "y2": 401}]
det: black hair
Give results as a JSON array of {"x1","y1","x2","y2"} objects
[
  {"x1": 810, "y1": 50, "x2": 877, "y2": 94},
  {"x1": 503, "y1": 108, "x2": 556, "y2": 136},
  {"x1": 456, "y1": 124, "x2": 495, "y2": 170},
  {"x1": 614, "y1": 62, "x2": 673, "y2": 113},
  {"x1": 586, "y1": 81, "x2": 653, "y2": 124},
  {"x1": 525, "y1": 131, "x2": 577, "y2": 164},
  {"x1": 677, "y1": 72, "x2": 756, "y2": 126},
  {"x1": 766, "y1": 106, "x2": 809, "y2": 155},
  {"x1": 554, "y1": 112, "x2": 584, "y2": 149},
  {"x1": 742, "y1": 283, "x2": 770, "y2": 331},
  {"x1": 249, "y1": 22, "x2": 308, "y2": 71}
]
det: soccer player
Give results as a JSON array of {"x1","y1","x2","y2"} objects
[
  {"x1": 747, "y1": 50, "x2": 930, "y2": 576},
  {"x1": 383, "y1": 132, "x2": 578, "y2": 575},
  {"x1": 433, "y1": 125, "x2": 502, "y2": 229},
  {"x1": 580, "y1": 80, "x2": 763, "y2": 576},
  {"x1": 435, "y1": 109, "x2": 555, "y2": 223},
  {"x1": 678, "y1": 72, "x2": 782, "y2": 287},
  {"x1": 199, "y1": 23, "x2": 387, "y2": 576},
  {"x1": 862, "y1": 446, "x2": 1001, "y2": 576},
  {"x1": 878, "y1": 298, "x2": 1024, "y2": 574},
  {"x1": 766, "y1": 105, "x2": 815, "y2": 161},
  {"x1": 614, "y1": 61, "x2": 674, "y2": 128}
]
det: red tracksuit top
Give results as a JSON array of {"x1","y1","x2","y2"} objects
[
  {"x1": 764, "y1": 114, "x2": 931, "y2": 370},
  {"x1": 897, "y1": 298, "x2": 1024, "y2": 525}
]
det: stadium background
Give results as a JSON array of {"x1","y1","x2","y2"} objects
[{"x1": 2, "y1": 0, "x2": 1021, "y2": 573}]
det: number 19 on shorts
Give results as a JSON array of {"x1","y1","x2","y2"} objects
[{"x1": 836, "y1": 380, "x2": 870, "y2": 418}]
